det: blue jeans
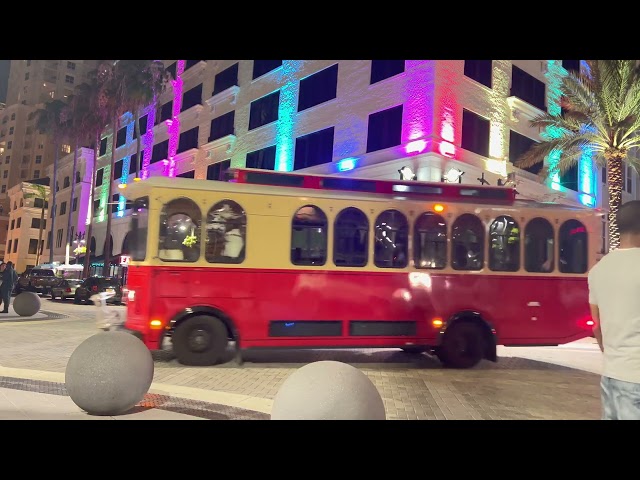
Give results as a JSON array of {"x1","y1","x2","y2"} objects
[{"x1": 601, "y1": 376, "x2": 640, "y2": 420}]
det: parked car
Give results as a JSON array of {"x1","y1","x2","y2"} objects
[
  {"x1": 15, "y1": 268, "x2": 59, "y2": 295},
  {"x1": 73, "y1": 276, "x2": 123, "y2": 305},
  {"x1": 50, "y1": 278, "x2": 84, "y2": 301}
]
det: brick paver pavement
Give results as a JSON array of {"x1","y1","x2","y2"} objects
[{"x1": 0, "y1": 298, "x2": 601, "y2": 420}]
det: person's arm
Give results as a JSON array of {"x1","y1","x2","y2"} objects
[{"x1": 590, "y1": 304, "x2": 604, "y2": 352}]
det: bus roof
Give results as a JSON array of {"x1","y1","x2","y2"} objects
[{"x1": 120, "y1": 170, "x2": 600, "y2": 213}]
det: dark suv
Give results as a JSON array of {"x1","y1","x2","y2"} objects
[{"x1": 73, "y1": 277, "x2": 123, "y2": 305}]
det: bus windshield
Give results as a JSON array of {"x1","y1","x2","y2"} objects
[{"x1": 130, "y1": 196, "x2": 149, "y2": 261}]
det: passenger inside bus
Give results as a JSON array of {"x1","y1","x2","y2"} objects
[{"x1": 206, "y1": 201, "x2": 246, "y2": 263}]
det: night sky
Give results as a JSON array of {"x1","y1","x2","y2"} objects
[{"x1": 0, "y1": 60, "x2": 9, "y2": 103}]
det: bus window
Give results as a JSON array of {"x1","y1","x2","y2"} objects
[
  {"x1": 334, "y1": 207, "x2": 368, "y2": 267},
  {"x1": 414, "y1": 212, "x2": 446, "y2": 269},
  {"x1": 159, "y1": 198, "x2": 201, "y2": 262},
  {"x1": 291, "y1": 205, "x2": 328, "y2": 266},
  {"x1": 451, "y1": 214, "x2": 484, "y2": 271},
  {"x1": 374, "y1": 209, "x2": 409, "y2": 268},
  {"x1": 489, "y1": 215, "x2": 520, "y2": 272},
  {"x1": 524, "y1": 217, "x2": 554, "y2": 273},
  {"x1": 205, "y1": 200, "x2": 246, "y2": 264},
  {"x1": 559, "y1": 219, "x2": 588, "y2": 273},
  {"x1": 130, "y1": 196, "x2": 148, "y2": 261}
]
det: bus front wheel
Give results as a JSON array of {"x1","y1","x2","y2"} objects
[
  {"x1": 436, "y1": 321, "x2": 485, "y2": 369},
  {"x1": 172, "y1": 315, "x2": 228, "y2": 366}
]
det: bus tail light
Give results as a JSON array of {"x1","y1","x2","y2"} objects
[
  {"x1": 433, "y1": 204, "x2": 445, "y2": 213},
  {"x1": 577, "y1": 317, "x2": 595, "y2": 330},
  {"x1": 432, "y1": 317, "x2": 444, "y2": 328},
  {"x1": 150, "y1": 319, "x2": 163, "y2": 329},
  {"x1": 127, "y1": 289, "x2": 135, "y2": 301}
]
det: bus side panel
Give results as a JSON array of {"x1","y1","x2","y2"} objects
[{"x1": 124, "y1": 265, "x2": 156, "y2": 346}]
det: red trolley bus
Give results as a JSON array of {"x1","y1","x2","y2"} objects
[{"x1": 120, "y1": 168, "x2": 602, "y2": 368}]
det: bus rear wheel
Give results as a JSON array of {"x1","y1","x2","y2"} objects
[
  {"x1": 172, "y1": 315, "x2": 228, "y2": 366},
  {"x1": 436, "y1": 321, "x2": 485, "y2": 369}
]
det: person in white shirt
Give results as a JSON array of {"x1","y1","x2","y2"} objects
[{"x1": 589, "y1": 199, "x2": 640, "y2": 420}]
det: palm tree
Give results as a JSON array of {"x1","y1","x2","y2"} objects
[
  {"x1": 117, "y1": 60, "x2": 169, "y2": 179},
  {"x1": 515, "y1": 60, "x2": 640, "y2": 250},
  {"x1": 23, "y1": 184, "x2": 49, "y2": 266},
  {"x1": 35, "y1": 99, "x2": 68, "y2": 264}
]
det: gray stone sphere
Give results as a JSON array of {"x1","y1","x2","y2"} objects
[
  {"x1": 65, "y1": 331, "x2": 154, "y2": 416},
  {"x1": 271, "y1": 360, "x2": 386, "y2": 420},
  {"x1": 12, "y1": 291, "x2": 41, "y2": 316}
]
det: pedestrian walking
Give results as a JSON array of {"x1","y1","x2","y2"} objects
[
  {"x1": 589, "y1": 199, "x2": 640, "y2": 420},
  {"x1": 0, "y1": 261, "x2": 18, "y2": 313}
]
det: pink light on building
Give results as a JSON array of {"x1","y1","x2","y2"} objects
[{"x1": 165, "y1": 60, "x2": 184, "y2": 177}]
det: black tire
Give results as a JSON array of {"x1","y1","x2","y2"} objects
[
  {"x1": 401, "y1": 346, "x2": 428, "y2": 354},
  {"x1": 172, "y1": 315, "x2": 229, "y2": 366},
  {"x1": 436, "y1": 321, "x2": 485, "y2": 369},
  {"x1": 73, "y1": 295, "x2": 81, "y2": 305},
  {"x1": 50, "y1": 291, "x2": 56, "y2": 300}
]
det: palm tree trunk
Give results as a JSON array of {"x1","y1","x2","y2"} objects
[
  {"x1": 102, "y1": 114, "x2": 118, "y2": 277},
  {"x1": 35, "y1": 205, "x2": 45, "y2": 266},
  {"x1": 66, "y1": 137, "x2": 79, "y2": 258},
  {"x1": 83, "y1": 132, "x2": 100, "y2": 279},
  {"x1": 48, "y1": 144, "x2": 59, "y2": 264},
  {"x1": 134, "y1": 110, "x2": 141, "y2": 179},
  {"x1": 607, "y1": 155, "x2": 624, "y2": 250}
]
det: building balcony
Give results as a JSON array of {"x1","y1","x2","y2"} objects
[
  {"x1": 205, "y1": 86, "x2": 240, "y2": 114},
  {"x1": 506, "y1": 96, "x2": 545, "y2": 123}
]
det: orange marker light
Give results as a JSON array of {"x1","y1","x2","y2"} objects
[
  {"x1": 150, "y1": 319, "x2": 163, "y2": 329},
  {"x1": 434, "y1": 204, "x2": 445, "y2": 213},
  {"x1": 432, "y1": 317, "x2": 444, "y2": 328}
]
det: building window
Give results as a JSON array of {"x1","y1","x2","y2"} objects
[
  {"x1": 294, "y1": 127, "x2": 334, "y2": 170},
  {"x1": 291, "y1": 205, "x2": 327, "y2": 266},
  {"x1": 181, "y1": 84, "x2": 203, "y2": 112},
  {"x1": 28, "y1": 239, "x2": 39, "y2": 255},
  {"x1": 209, "y1": 111, "x2": 235, "y2": 142},
  {"x1": 20, "y1": 170, "x2": 27, "y2": 178},
  {"x1": 158, "y1": 100, "x2": 173, "y2": 123},
  {"x1": 76, "y1": 171, "x2": 81, "y2": 184},
  {"x1": 4, "y1": 156, "x2": 9, "y2": 164},
  {"x1": 370, "y1": 60, "x2": 405, "y2": 85},
  {"x1": 16, "y1": 217, "x2": 21, "y2": 228},
  {"x1": 131, "y1": 150, "x2": 145, "y2": 173},
  {"x1": 24, "y1": 72, "x2": 29, "y2": 80},
  {"x1": 510, "y1": 65, "x2": 546, "y2": 111},
  {"x1": 114, "y1": 159, "x2": 123, "y2": 179},
  {"x1": 26, "y1": 60, "x2": 31, "y2": 66},
  {"x1": 10, "y1": 113, "x2": 15, "y2": 121},
  {"x1": 253, "y1": 60, "x2": 282, "y2": 80},
  {"x1": 132, "y1": 114, "x2": 148, "y2": 139},
  {"x1": 298, "y1": 64, "x2": 338, "y2": 112},
  {"x1": 212, "y1": 63, "x2": 239, "y2": 96},
  {"x1": 67, "y1": 61, "x2": 76, "y2": 70},
  {"x1": 562, "y1": 60, "x2": 581, "y2": 73},
  {"x1": 207, "y1": 160, "x2": 231, "y2": 181},
  {"x1": 509, "y1": 130, "x2": 542, "y2": 175},
  {"x1": 2, "y1": 171, "x2": 6, "y2": 178},
  {"x1": 248, "y1": 91, "x2": 280, "y2": 130},
  {"x1": 10, "y1": 219, "x2": 14, "y2": 229},
  {"x1": 99, "y1": 137, "x2": 108, "y2": 156},
  {"x1": 9, "y1": 127, "x2": 14, "y2": 135},
  {"x1": 464, "y1": 60, "x2": 492, "y2": 88},
  {"x1": 12, "y1": 239, "x2": 18, "y2": 253},
  {"x1": 56, "y1": 228, "x2": 64, "y2": 248},
  {"x1": 31, "y1": 218, "x2": 44, "y2": 229},
  {"x1": 151, "y1": 140, "x2": 169, "y2": 164},
  {"x1": 334, "y1": 207, "x2": 368, "y2": 267},
  {"x1": 560, "y1": 164, "x2": 579, "y2": 191},
  {"x1": 72, "y1": 197, "x2": 78, "y2": 212},
  {"x1": 95, "y1": 168, "x2": 104, "y2": 187},
  {"x1": 33, "y1": 170, "x2": 40, "y2": 179},
  {"x1": 7, "y1": 240, "x2": 11, "y2": 253},
  {"x1": 60, "y1": 202, "x2": 67, "y2": 216},
  {"x1": 65, "y1": 75, "x2": 74, "y2": 84},
  {"x1": 184, "y1": 59, "x2": 204, "y2": 71},
  {"x1": 451, "y1": 214, "x2": 484, "y2": 271},
  {"x1": 461, "y1": 109, "x2": 490, "y2": 158},
  {"x1": 116, "y1": 126, "x2": 127, "y2": 148},
  {"x1": 177, "y1": 126, "x2": 199, "y2": 154},
  {"x1": 205, "y1": 200, "x2": 246, "y2": 264},
  {"x1": 374, "y1": 210, "x2": 409, "y2": 268},
  {"x1": 245, "y1": 145, "x2": 276, "y2": 171},
  {"x1": 165, "y1": 62, "x2": 177, "y2": 79},
  {"x1": 63, "y1": 176, "x2": 70, "y2": 188},
  {"x1": 1, "y1": 185, "x2": 6, "y2": 193},
  {"x1": 177, "y1": 170, "x2": 195, "y2": 179},
  {"x1": 7, "y1": 141, "x2": 12, "y2": 149},
  {"x1": 366, "y1": 104, "x2": 403, "y2": 153},
  {"x1": 61, "y1": 144, "x2": 71, "y2": 153},
  {"x1": 559, "y1": 219, "x2": 588, "y2": 274},
  {"x1": 35, "y1": 155, "x2": 42, "y2": 164}
]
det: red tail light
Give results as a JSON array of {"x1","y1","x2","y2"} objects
[
  {"x1": 92, "y1": 286, "x2": 98, "y2": 292},
  {"x1": 65, "y1": 288, "x2": 71, "y2": 293}
]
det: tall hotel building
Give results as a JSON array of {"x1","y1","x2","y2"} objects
[
  {"x1": 0, "y1": 60, "x2": 97, "y2": 262},
  {"x1": 5, "y1": 60, "x2": 639, "y2": 270}
]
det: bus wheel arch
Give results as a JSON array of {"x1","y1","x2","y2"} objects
[
  {"x1": 436, "y1": 311, "x2": 497, "y2": 368},
  {"x1": 169, "y1": 307, "x2": 238, "y2": 366},
  {"x1": 169, "y1": 306, "x2": 238, "y2": 341}
]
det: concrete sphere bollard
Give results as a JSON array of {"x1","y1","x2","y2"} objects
[
  {"x1": 12, "y1": 291, "x2": 41, "y2": 316},
  {"x1": 65, "y1": 331, "x2": 154, "y2": 416},
  {"x1": 271, "y1": 360, "x2": 386, "y2": 420}
]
